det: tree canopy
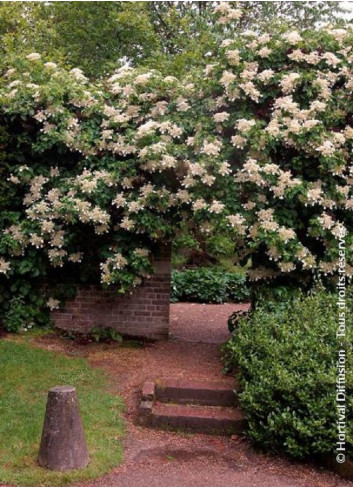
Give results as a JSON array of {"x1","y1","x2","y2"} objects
[{"x1": 0, "y1": 1, "x2": 348, "y2": 77}]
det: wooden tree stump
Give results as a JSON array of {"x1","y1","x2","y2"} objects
[{"x1": 39, "y1": 385, "x2": 89, "y2": 471}]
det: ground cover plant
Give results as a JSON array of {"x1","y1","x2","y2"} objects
[
  {"x1": 223, "y1": 287, "x2": 353, "y2": 459},
  {"x1": 0, "y1": 338, "x2": 124, "y2": 486}
]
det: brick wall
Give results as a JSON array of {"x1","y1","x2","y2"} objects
[{"x1": 51, "y1": 246, "x2": 171, "y2": 340}]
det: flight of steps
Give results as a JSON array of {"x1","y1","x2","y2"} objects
[{"x1": 138, "y1": 378, "x2": 246, "y2": 435}]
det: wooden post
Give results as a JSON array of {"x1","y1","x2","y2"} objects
[{"x1": 39, "y1": 386, "x2": 89, "y2": 471}]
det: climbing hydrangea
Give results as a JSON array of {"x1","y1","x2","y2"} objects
[{"x1": 1, "y1": 2, "x2": 353, "y2": 329}]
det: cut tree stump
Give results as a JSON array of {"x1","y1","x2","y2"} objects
[{"x1": 39, "y1": 385, "x2": 89, "y2": 471}]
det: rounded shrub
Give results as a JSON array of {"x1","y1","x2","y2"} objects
[
  {"x1": 171, "y1": 267, "x2": 249, "y2": 303},
  {"x1": 223, "y1": 288, "x2": 353, "y2": 459}
]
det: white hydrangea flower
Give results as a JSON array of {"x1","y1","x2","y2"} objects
[
  {"x1": 44, "y1": 62, "x2": 57, "y2": 69},
  {"x1": 26, "y1": 53, "x2": 41, "y2": 61},
  {"x1": 47, "y1": 298, "x2": 60, "y2": 310},
  {"x1": 0, "y1": 259, "x2": 11, "y2": 275},
  {"x1": 214, "y1": 112, "x2": 230, "y2": 123},
  {"x1": 282, "y1": 32, "x2": 302, "y2": 45},
  {"x1": 236, "y1": 119, "x2": 256, "y2": 133}
]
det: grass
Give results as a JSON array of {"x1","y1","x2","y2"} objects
[{"x1": 0, "y1": 338, "x2": 125, "y2": 486}]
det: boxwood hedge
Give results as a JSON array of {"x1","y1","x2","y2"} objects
[{"x1": 223, "y1": 287, "x2": 353, "y2": 459}]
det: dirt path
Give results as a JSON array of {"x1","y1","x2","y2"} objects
[{"x1": 34, "y1": 303, "x2": 351, "y2": 487}]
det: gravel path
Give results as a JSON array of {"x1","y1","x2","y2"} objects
[
  {"x1": 169, "y1": 302, "x2": 248, "y2": 344},
  {"x1": 79, "y1": 434, "x2": 349, "y2": 487},
  {"x1": 34, "y1": 303, "x2": 351, "y2": 487}
]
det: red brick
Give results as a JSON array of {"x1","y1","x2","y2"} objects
[{"x1": 50, "y1": 246, "x2": 171, "y2": 340}]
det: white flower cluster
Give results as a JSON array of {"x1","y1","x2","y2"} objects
[{"x1": 1, "y1": 5, "x2": 353, "y2": 292}]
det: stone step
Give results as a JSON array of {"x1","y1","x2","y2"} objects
[
  {"x1": 150, "y1": 402, "x2": 246, "y2": 435},
  {"x1": 154, "y1": 379, "x2": 238, "y2": 407}
]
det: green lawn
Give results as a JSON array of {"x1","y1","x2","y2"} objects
[{"x1": 0, "y1": 339, "x2": 125, "y2": 486}]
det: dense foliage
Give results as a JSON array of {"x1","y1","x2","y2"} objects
[
  {"x1": 1, "y1": 3, "x2": 353, "y2": 330},
  {"x1": 223, "y1": 288, "x2": 353, "y2": 459},
  {"x1": 0, "y1": 2, "x2": 347, "y2": 77},
  {"x1": 171, "y1": 267, "x2": 249, "y2": 303}
]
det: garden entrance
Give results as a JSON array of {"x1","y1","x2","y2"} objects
[
  {"x1": 169, "y1": 302, "x2": 247, "y2": 344},
  {"x1": 136, "y1": 301, "x2": 249, "y2": 434}
]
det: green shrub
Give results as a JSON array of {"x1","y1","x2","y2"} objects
[
  {"x1": 62, "y1": 326, "x2": 123, "y2": 344},
  {"x1": 223, "y1": 288, "x2": 353, "y2": 459},
  {"x1": 251, "y1": 283, "x2": 305, "y2": 313},
  {"x1": 90, "y1": 326, "x2": 123, "y2": 343},
  {"x1": 171, "y1": 267, "x2": 249, "y2": 303},
  {"x1": 2, "y1": 294, "x2": 50, "y2": 333},
  {"x1": 2, "y1": 20, "x2": 353, "y2": 331}
]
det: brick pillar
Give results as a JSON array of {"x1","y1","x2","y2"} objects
[{"x1": 51, "y1": 245, "x2": 171, "y2": 340}]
